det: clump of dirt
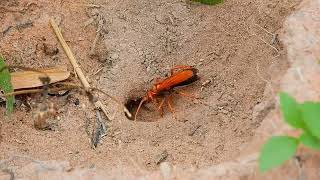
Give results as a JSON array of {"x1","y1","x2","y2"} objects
[{"x1": 0, "y1": 0, "x2": 301, "y2": 174}]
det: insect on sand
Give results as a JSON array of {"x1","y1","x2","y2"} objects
[{"x1": 134, "y1": 65, "x2": 199, "y2": 121}]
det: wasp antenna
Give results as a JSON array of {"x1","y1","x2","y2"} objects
[{"x1": 134, "y1": 97, "x2": 147, "y2": 121}]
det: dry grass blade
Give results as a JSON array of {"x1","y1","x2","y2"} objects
[
  {"x1": 50, "y1": 19, "x2": 132, "y2": 117},
  {"x1": 50, "y1": 19, "x2": 107, "y2": 115},
  {"x1": 50, "y1": 19, "x2": 90, "y2": 88},
  {"x1": 50, "y1": 19, "x2": 132, "y2": 118}
]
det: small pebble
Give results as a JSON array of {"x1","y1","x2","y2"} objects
[
  {"x1": 155, "y1": 150, "x2": 168, "y2": 165},
  {"x1": 146, "y1": 66, "x2": 151, "y2": 72},
  {"x1": 110, "y1": 53, "x2": 119, "y2": 60},
  {"x1": 202, "y1": 79, "x2": 212, "y2": 87}
]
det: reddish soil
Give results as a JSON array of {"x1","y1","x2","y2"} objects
[{"x1": 0, "y1": 0, "x2": 301, "y2": 175}]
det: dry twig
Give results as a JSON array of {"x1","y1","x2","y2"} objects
[
  {"x1": 49, "y1": 19, "x2": 131, "y2": 118},
  {"x1": 246, "y1": 23, "x2": 280, "y2": 57}
]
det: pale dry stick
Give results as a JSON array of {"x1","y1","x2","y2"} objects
[
  {"x1": 296, "y1": 67, "x2": 305, "y2": 82},
  {"x1": 254, "y1": 34, "x2": 280, "y2": 58},
  {"x1": 50, "y1": 18, "x2": 107, "y2": 115},
  {"x1": 254, "y1": 23, "x2": 279, "y2": 45},
  {"x1": 90, "y1": 16, "x2": 105, "y2": 56},
  {"x1": 90, "y1": 29, "x2": 101, "y2": 56},
  {"x1": 92, "y1": 66, "x2": 104, "y2": 77},
  {"x1": 50, "y1": 19, "x2": 90, "y2": 88},
  {"x1": 246, "y1": 23, "x2": 280, "y2": 58},
  {"x1": 50, "y1": 19, "x2": 131, "y2": 118},
  {"x1": 254, "y1": 23, "x2": 274, "y2": 36}
]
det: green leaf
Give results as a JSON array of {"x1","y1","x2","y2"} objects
[
  {"x1": 300, "y1": 102, "x2": 320, "y2": 139},
  {"x1": 279, "y1": 92, "x2": 304, "y2": 129},
  {"x1": 259, "y1": 136, "x2": 298, "y2": 172},
  {"x1": 300, "y1": 132, "x2": 320, "y2": 150},
  {"x1": 0, "y1": 55, "x2": 14, "y2": 114},
  {"x1": 192, "y1": 0, "x2": 224, "y2": 5}
]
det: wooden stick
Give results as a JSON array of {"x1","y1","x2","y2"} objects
[
  {"x1": 50, "y1": 19, "x2": 90, "y2": 88},
  {"x1": 49, "y1": 19, "x2": 128, "y2": 118}
]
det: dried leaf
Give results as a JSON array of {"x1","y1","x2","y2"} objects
[{"x1": 11, "y1": 67, "x2": 70, "y2": 90}]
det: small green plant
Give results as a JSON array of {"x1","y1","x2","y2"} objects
[
  {"x1": 259, "y1": 92, "x2": 320, "y2": 172},
  {"x1": 191, "y1": 0, "x2": 224, "y2": 5},
  {"x1": 0, "y1": 55, "x2": 14, "y2": 114}
]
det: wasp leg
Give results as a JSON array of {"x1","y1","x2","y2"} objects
[
  {"x1": 157, "y1": 98, "x2": 166, "y2": 117},
  {"x1": 170, "y1": 65, "x2": 193, "y2": 75},
  {"x1": 175, "y1": 90, "x2": 198, "y2": 99},
  {"x1": 167, "y1": 95, "x2": 177, "y2": 119}
]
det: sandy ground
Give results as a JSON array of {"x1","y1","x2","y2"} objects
[{"x1": 0, "y1": 0, "x2": 302, "y2": 177}]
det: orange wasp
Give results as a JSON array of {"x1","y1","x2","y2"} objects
[{"x1": 134, "y1": 65, "x2": 199, "y2": 121}]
